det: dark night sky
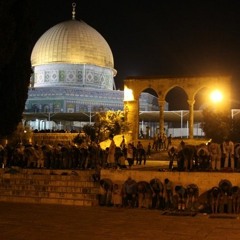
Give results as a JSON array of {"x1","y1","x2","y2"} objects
[{"x1": 31, "y1": 0, "x2": 240, "y2": 109}]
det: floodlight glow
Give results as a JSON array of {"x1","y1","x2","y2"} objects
[
  {"x1": 210, "y1": 90, "x2": 223, "y2": 103},
  {"x1": 124, "y1": 87, "x2": 134, "y2": 101}
]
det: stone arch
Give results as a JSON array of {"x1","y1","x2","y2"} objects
[
  {"x1": 139, "y1": 87, "x2": 158, "y2": 110},
  {"x1": 164, "y1": 85, "x2": 188, "y2": 100},
  {"x1": 194, "y1": 86, "x2": 211, "y2": 110},
  {"x1": 31, "y1": 104, "x2": 40, "y2": 113},
  {"x1": 139, "y1": 88, "x2": 159, "y2": 138},
  {"x1": 41, "y1": 104, "x2": 50, "y2": 113},
  {"x1": 124, "y1": 76, "x2": 231, "y2": 141},
  {"x1": 165, "y1": 86, "x2": 188, "y2": 110}
]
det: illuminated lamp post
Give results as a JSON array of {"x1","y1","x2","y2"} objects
[
  {"x1": 124, "y1": 86, "x2": 137, "y2": 142},
  {"x1": 209, "y1": 88, "x2": 231, "y2": 115},
  {"x1": 210, "y1": 89, "x2": 223, "y2": 106}
]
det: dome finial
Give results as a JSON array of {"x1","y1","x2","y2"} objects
[{"x1": 72, "y1": 2, "x2": 76, "y2": 20}]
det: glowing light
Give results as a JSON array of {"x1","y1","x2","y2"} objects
[
  {"x1": 124, "y1": 87, "x2": 134, "y2": 101},
  {"x1": 210, "y1": 90, "x2": 223, "y2": 103}
]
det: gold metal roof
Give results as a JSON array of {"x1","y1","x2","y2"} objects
[{"x1": 31, "y1": 20, "x2": 114, "y2": 68}]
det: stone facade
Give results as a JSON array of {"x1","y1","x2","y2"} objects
[
  {"x1": 124, "y1": 76, "x2": 232, "y2": 140},
  {"x1": 33, "y1": 63, "x2": 114, "y2": 90}
]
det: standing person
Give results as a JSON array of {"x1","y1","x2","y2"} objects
[
  {"x1": 222, "y1": 138, "x2": 235, "y2": 170},
  {"x1": 168, "y1": 146, "x2": 178, "y2": 170},
  {"x1": 117, "y1": 152, "x2": 127, "y2": 169},
  {"x1": 141, "y1": 148, "x2": 147, "y2": 165},
  {"x1": 120, "y1": 135, "x2": 126, "y2": 151},
  {"x1": 126, "y1": 143, "x2": 134, "y2": 168},
  {"x1": 111, "y1": 183, "x2": 123, "y2": 207},
  {"x1": 164, "y1": 178, "x2": 173, "y2": 210},
  {"x1": 167, "y1": 134, "x2": 172, "y2": 150},
  {"x1": 208, "y1": 141, "x2": 222, "y2": 171},
  {"x1": 235, "y1": 143, "x2": 240, "y2": 170},
  {"x1": 140, "y1": 129, "x2": 144, "y2": 138},
  {"x1": 136, "y1": 141, "x2": 143, "y2": 165},
  {"x1": 35, "y1": 145, "x2": 44, "y2": 168},
  {"x1": 152, "y1": 135, "x2": 157, "y2": 151},
  {"x1": 147, "y1": 142, "x2": 151, "y2": 158},
  {"x1": 107, "y1": 134, "x2": 116, "y2": 169},
  {"x1": 98, "y1": 180, "x2": 107, "y2": 206},
  {"x1": 196, "y1": 144, "x2": 210, "y2": 170},
  {"x1": 158, "y1": 134, "x2": 163, "y2": 151},
  {"x1": 178, "y1": 140, "x2": 185, "y2": 152},
  {"x1": 162, "y1": 133, "x2": 167, "y2": 150}
]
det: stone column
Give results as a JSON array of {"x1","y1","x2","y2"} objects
[
  {"x1": 124, "y1": 100, "x2": 139, "y2": 143},
  {"x1": 158, "y1": 100, "x2": 166, "y2": 137},
  {"x1": 187, "y1": 99, "x2": 195, "y2": 139}
]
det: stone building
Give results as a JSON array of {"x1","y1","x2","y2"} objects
[{"x1": 24, "y1": 4, "x2": 158, "y2": 131}]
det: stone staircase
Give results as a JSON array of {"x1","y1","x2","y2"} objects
[{"x1": 0, "y1": 168, "x2": 100, "y2": 206}]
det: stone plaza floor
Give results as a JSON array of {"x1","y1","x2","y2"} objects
[{"x1": 1, "y1": 202, "x2": 240, "y2": 240}]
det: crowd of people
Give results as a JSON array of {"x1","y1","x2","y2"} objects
[
  {"x1": 0, "y1": 141, "x2": 106, "y2": 170},
  {"x1": 167, "y1": 138, "x2": 240, "y2": 172},
  {"x1": 98, "y1": 177, "x2": 240, "y2": 214},
  {"x1": 0, "y1": 136, "x2": 148, "y2": 170},
  {"x1": 1, "y1": 132, "x2": 240, "y2": 214},
  {"x1": 1, "y1": 131, "x2": 240, "y2": 172},
  {"x1": 99, "y1": 177, "x2": 188, "y2": 211}
]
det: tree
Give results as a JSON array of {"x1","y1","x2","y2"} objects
[
  {"x1": 201, "y1": 107, "x2": 232, "y2": 143},
  {"x1": 0, "y1": 1, "x2": 34, "y2": 140},
  {"x1": 94, "y1": 110, "x2": 129, "y2": 141},
  {"x1": 7, "y1": 122, "x2": 33, "y2": 146},
  {"x1": 230, "y1": 118, "x2": 240, "y2": 143},
  {"x1": 83, "y1": 124, "x2": 96, "y2": 142}
]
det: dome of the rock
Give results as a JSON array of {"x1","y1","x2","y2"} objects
[
  {"x1": 30, "y1": 19, "x2": 116, "y2": 90},
  {"x1": 31, "y1": 20, "x2": 114, "y2": 69}
]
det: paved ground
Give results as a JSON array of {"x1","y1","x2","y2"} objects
[
  {"x1": 1, "y1": 149, "x2": 239, "y2": 240},
  {"x1": 0, "y1": 202, "x2": 240, "y2": 240},
  {"x1": 124, "y1": 150, "x2": 176, "y2": 171}
]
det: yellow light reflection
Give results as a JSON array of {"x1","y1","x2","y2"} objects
[
  {"x1": 210, "y1": 90, "x2": 223, "y2": 103},
  {"x1": 124, "y1": 86, "x2": 134, "y2": 101}
]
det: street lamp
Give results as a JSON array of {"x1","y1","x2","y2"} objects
[
  {"x1": 207, "y1": 89, "x2": 225, "y2": 112},
  {"x1": 210, "y1": 90, "x2": 223, "y2": 103}
]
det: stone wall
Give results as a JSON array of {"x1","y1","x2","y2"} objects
[
  {"x1": 0, "y1": 168, "x2": 99, "y2": 206},
  {"x1": 0, "y1": 167, "x2": 239, "y2": 208},
  {"x1": 32, "y1": 133, "x2": 79, "y2": 145}
]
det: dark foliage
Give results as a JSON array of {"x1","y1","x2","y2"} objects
[
  {"x1": 83, "y1": 124, "x2": 96, "y2": 142},
  {"x1": 0, "y1": 1, "x2": 35, "y2": 139},
  {"x1": 72, "y1": 134, "x2": 85, "y2": 145},
  {"x1": 230, "y1": 118, "x2": 240, "y2": 143},
  {"x1": 201, "y1": 107, "x2": 234, "y2": 143}
]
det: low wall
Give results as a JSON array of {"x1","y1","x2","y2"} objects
[
  {"x1": 0, "y1": 168, "x2": 99, "y2": 206},
  {"x1": 32, "y1": 133, "x2": 79, "y2": 145},
  {"x1": 0, "y1": 167, "x2": 240, "y2": 208},
  {"x1": 101, "y1": 169, "x2": 240, "y2": 195}
]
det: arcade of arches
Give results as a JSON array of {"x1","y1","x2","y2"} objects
[{"x1": 123, "y1": 76, "x2": 231, "y2": 141}]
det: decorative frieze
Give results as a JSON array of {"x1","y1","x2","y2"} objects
[{"x1": 33, "y1": 63, "x2": 113, "y2": 90}]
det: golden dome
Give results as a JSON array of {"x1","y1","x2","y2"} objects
[{"x1": 31, "y1": 20, "x2": 114, "y2": 69}]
